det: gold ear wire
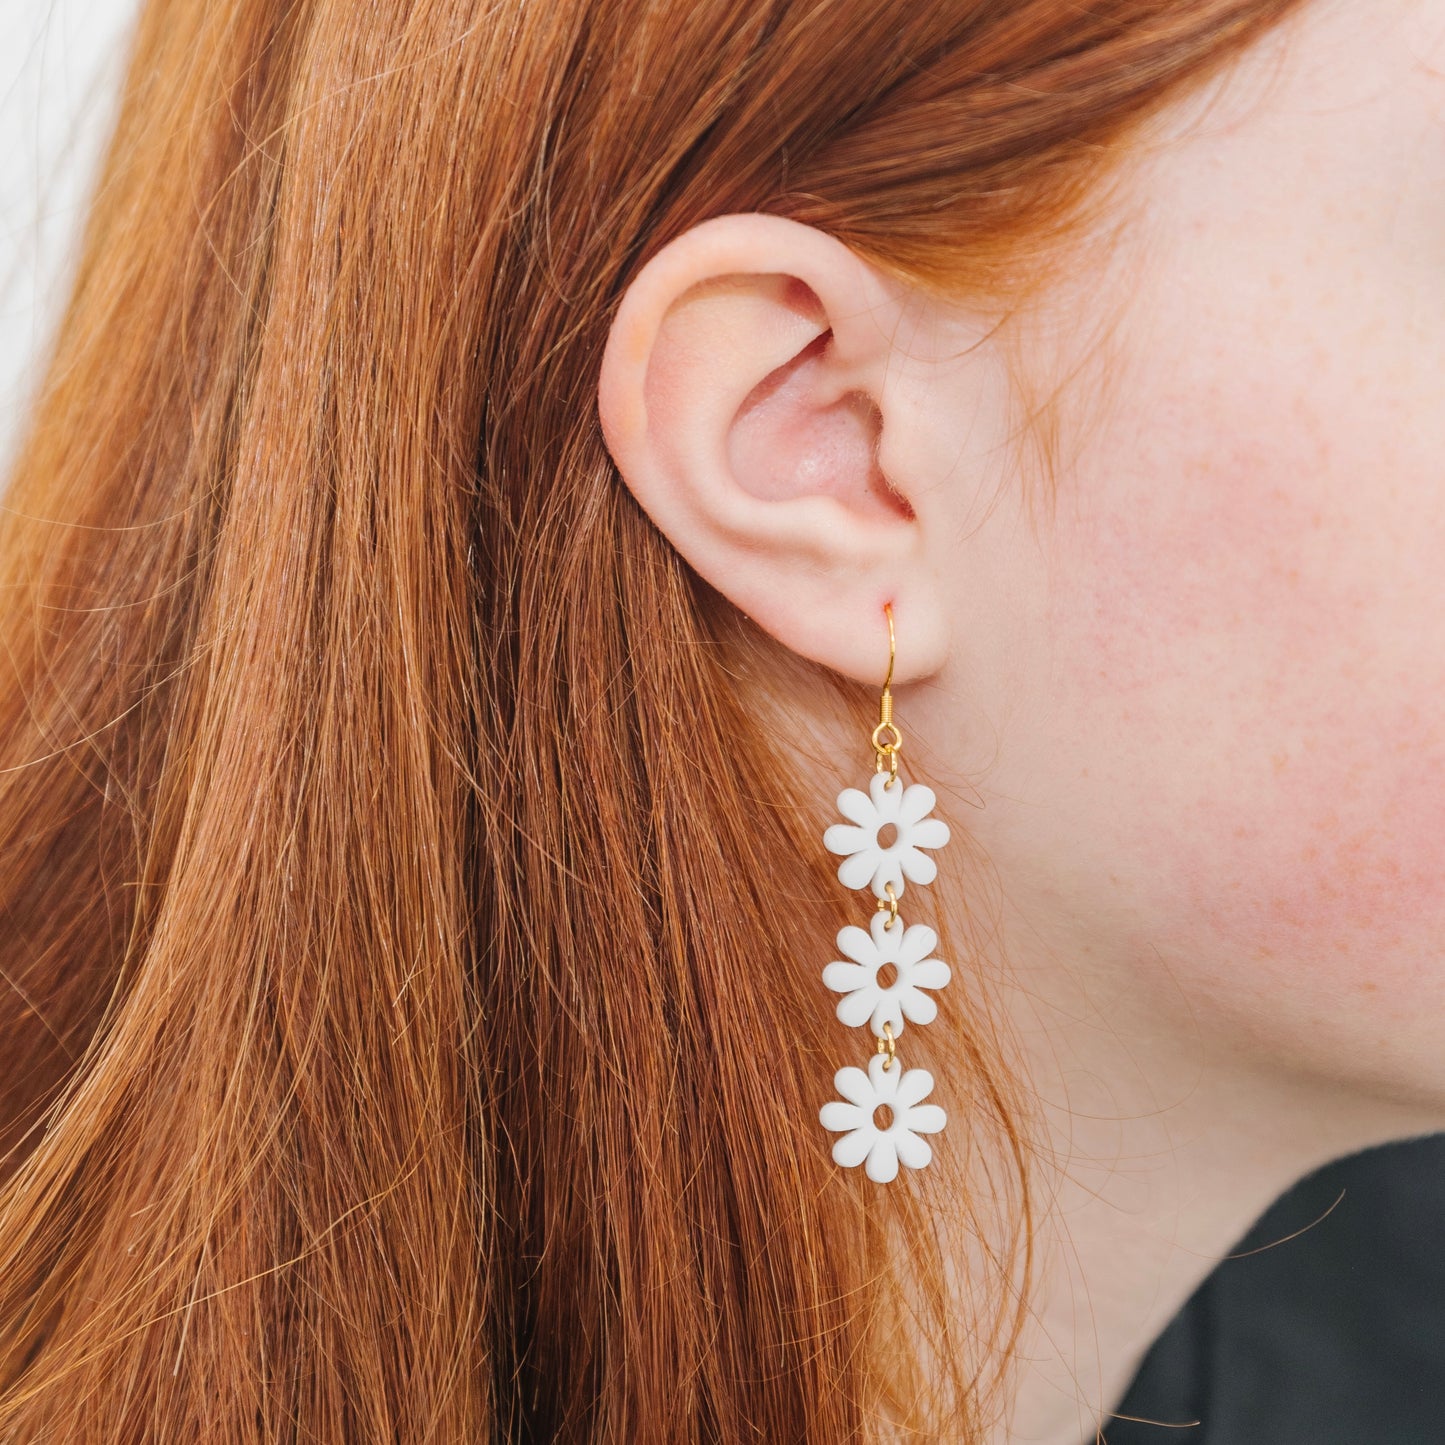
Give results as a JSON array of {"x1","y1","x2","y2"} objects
[{"x1": 869, "y1": 603, "x2": 903, "y2": 785}]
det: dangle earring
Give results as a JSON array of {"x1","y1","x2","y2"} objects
[{"x1": 818, "y1": 604, "x2": 951, "y2": 1183}]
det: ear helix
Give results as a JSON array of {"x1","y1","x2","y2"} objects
[{"x1": 817, "y1": 604, "x2": 951, "y2": 1184}]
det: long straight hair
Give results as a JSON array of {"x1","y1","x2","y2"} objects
[{"x1": 0, "y1": 0, "x2": 1303, "y2": 1438}]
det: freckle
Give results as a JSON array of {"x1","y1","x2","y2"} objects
[
  {"x1": 1272, "y1": 752, "x2": 1289, "y2": 773},
  {"x1": 1301, "y1": 844, "x2": 1318, "y2": 861},
  {"x1": 1361, "y1": 980, "x2": 1379, "y2": 994}
]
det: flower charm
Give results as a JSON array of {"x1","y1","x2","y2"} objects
[
  {"x1": 823, "y1": 771, "x2": 950, "y2": 900},
  {"x1": 822, "y1": 911, "x2": 950, "y2": 1036},
  {"x1": 819, "y1": 1054, "x2": 947, "y2": 1183}
]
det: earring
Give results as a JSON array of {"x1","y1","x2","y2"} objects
[{"x1": 818, "y1": 604, "x2": 950, "y2": 1183}]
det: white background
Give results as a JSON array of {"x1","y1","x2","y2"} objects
[{"x1": 0, "y1": 0, "x2": 139, "y2": 478}]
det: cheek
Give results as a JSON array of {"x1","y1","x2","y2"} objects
[
  {"x1": 1183, "y1": 708, "x2": 1445, "y2": 979},
  {"x1": 1045, "y1": 374, "x2": 1445, "y2": 1048}
]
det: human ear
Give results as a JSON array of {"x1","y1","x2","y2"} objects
[{"x1": 597, "y1": 211, "x2": 952, "y2": 685}]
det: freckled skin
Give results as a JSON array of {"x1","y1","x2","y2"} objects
[{"x1": 919, "y1": 0, "x2": 1445, "y2": 1103}]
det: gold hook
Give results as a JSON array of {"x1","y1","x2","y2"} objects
[
  {"x1": 870, "y1": 603, "x2": 903, "y2": 784},
  {"x1": 882, "y1": 602, "x2": 896, "y2": 694}
]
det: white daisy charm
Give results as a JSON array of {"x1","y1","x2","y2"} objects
[
  {"x1": 823, "y1": 770, "x2": 950, "y2": 900},
  {"x1": 818, "y1": 1054, "x2": 947, "y2": 1183},
  {"x1": 822, "y1": 911, "x2": 950, "y2": 1036}
]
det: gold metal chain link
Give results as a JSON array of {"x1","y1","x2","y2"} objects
[
  {"x1": 874, "y1": 881, "x2": 899, "y2": 930},
  {"x1": 875, "y1": 1022, "x2": 897, "y2": 1071}
]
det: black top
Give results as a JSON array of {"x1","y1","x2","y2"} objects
[{"x1": 1101, "y1": 1135, "x2": 1445, "y2": 1445}]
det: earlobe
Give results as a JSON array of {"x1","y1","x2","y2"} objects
[{"x1": 597, "y1": 212, "x2": 951, "y2": 684}]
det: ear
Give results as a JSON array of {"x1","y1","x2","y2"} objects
[{"x1": 597, "y1": 211, "x2": 958, "y2": 685}]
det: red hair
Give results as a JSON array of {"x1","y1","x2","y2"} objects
[{"x1": 0, "y1": 0, "x2": 1303, "y2": 1437}]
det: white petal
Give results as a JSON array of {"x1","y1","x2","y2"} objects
[
  {"x1": 898, "y1": 848, "x2": 937, "y2": 887},
  {"x1": 865, "y1": 1136, "x2": 900, "y2": 1183},
  {"x1": 869, "y1": 770, "x2": 904, "y2": 820},
  {"x1": 893, "y1": 1067, "x2": 936, "y2": 1109},
  {"x1": 822, "y1": 960, "x2": 871, "y2": 994},
  {"x1": 908, "y1": 959, "x2": 951, "y2": 991},
  {"x1": 901, "y1": 994, "x2": 936, "y2": 1028},
  {"x1": 898, "y1": 991, "x2": 938, "y2": 1026},
  {"x1": 907, "y1": 817, "x2": 950, "y2": 851},
  {"x1": 897, "y1": 783, "x2": 938, "y2": 828},
  {"x1": 871, "y1": 855, "x2": 906, "y2": 900},
  {"x1": 894, "y1": 1131, "x2": 934, "y2": 1170},
  {"x1": 823, "y1": 822, "x2": 871, "y2": 857},
  {"x1": 838, "y1": 850, "x2": 880, "y2": 891},
  {"x1": 896, "y1": 923, "x2": 938, "y2": 966},
  {"x1": 837, "y1": 989, "x2": 878, "y2": 1029},
  {"x1": 904, "y1": 1103, "x2": 947, "y2": 1135},
  {"x1": 867, "y1": 1053, "x2": 901, "y2": 1101},
  {"x1": 836, "y1": 924, "x2": 879, "y2": 967},
  {"x1": 867, "y1": 909, "x2": 902, "y2": 955},
  {"x1": 831, "y1": 1127, "x2": 875, "y2": 1168},
  {"x1": 819, "y1": 1101, "x2": 866, "y2": 1132},
  {"x1": 836, "y1": 787, "x2": 876, "y2": 827},
  {"x1": 834, "y1": 1066, "x2": 876, "y2": 1110},
  {"x1": 869, "y1": 995, "x2": 905, "y2": 1036}
]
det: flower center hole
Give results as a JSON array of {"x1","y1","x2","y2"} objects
[
  {"x1": 875, "y1": 962, "x2": 899, "y2": 990},
  {"x1": 876, "y1": 822, "x2": 899, "y2": 849},
  {"x1": 872, "y1": 1104, "x2": 896, "y2": 1132}
]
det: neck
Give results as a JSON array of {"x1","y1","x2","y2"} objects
[{"x1": 956, "y1": 888, "x2": 1444, "y2": 1445}]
